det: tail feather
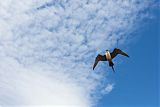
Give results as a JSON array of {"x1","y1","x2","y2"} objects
[
  {"x1": 109, "y1": 61, "x2": 115, "y2": 72},
  {"x1": 112, "y1": 66, "x2": 115, "y2": 72},
  {"x1": 109, "y1": 61, "x2": 114, "y2": 66}
]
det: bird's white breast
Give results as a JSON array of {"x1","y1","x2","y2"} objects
[{"x1": 105, "y1": 51, "x2": 111, "y2": 61}]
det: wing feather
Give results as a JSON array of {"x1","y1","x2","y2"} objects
[
  {"x1": 93, "y1": 54, "x2": 106, "y2": 70},
  {"x1": 111, "y1": 48, "x2": 129, "y2": 59}
]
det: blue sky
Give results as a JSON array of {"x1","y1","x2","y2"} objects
[
  {"x1": 97, "y1": 3, "x2": 159, "y2": 107},
  {"x1": 0, "y1": 0, "x2": 159, "y2": 106}
]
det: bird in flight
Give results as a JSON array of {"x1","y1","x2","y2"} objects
[{"x1": 93, "y1": 48, "x2": 129, "y2": 72}]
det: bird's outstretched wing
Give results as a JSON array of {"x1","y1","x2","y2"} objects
[
  {"x1": 111, "y1": 48, "x2": 129, "y2": 59},
  {"x1": 93, "y1": 54, "x2": 106, "y2": 70}
]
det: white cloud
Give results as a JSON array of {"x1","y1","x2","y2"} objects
[
  {"x1": 101, "y1": 84, "x2": 114, "y2": 94},
  {"x1": 0, "y1": 0, "x2": 150, "y2": 107}
]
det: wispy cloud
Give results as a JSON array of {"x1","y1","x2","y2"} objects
[{"x1": 0, "y1": 0, "x2": 150, "y2": 106}]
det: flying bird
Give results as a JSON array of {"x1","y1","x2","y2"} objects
[{"x1": 93, "y1": 48, "x2": 129, "y2": 72}]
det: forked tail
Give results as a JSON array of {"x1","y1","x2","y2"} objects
[
  {"x1": 109, "y1": 61, "x2": 114, "y2": 66},
  {"x1": 109, "y1": 61, "x2": 115, "y2": 72},
  {"x1": 111, "y1": 66, "x2": 115, "y2": 72}
]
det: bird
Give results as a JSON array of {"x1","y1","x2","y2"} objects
[{"x1": 93, "y1": 48, "x2": 129, "y2": 72}]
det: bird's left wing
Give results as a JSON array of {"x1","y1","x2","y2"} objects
[
  {"x1": 111, "y1": 48, "x2": 129, "y2": 59},
  {"x1": 93, "y1": 54, "x2": 106, "y2": 70}
]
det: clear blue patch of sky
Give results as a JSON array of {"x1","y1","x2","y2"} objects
[{"x1": 96, "y1": 2, "x2": 159, "y2": 107}]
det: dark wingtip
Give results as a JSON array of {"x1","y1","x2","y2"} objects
[{"x1": 124, "y1": 54, "x2": 129, "y2": 57}]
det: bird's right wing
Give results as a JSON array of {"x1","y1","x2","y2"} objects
[{"x1": 93, "y1": 54, "x2": 106, "y2": 70}]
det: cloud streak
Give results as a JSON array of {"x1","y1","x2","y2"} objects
[{"x1": 0, "y1": 0, "x2": 150, "y2": 106}]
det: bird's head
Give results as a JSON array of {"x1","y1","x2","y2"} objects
[{"x1": 106, "y1": 49, "x2": 109, "y2": 52}]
